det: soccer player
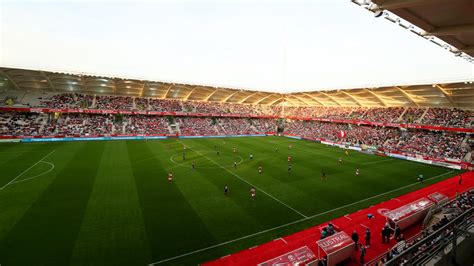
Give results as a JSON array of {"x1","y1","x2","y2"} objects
[
  {"x1": 288, "y1": 144, "x2": 292, "y2": 149},
  {"x1": 288, "y1": 155, "x2": 292, "y2": 163},
  {"x1": 224, "y1": 184, "x2": 229, "y2": 196},
  {"x1": 216, "y1": 150, "x2": 220, "y2": 156},
  {"x1": 288, "y1": 164, "x2": 292, "y2": 172},
  {"x1": 258, "y1": 166, "x2": 262, "y2": 174},
  {"x1": 168, "y1": 171, "x2": 173, "y2": 183},
  {"x1": 345, "y1": 150, "x2": 349, "y2": 156},
  {"x1": 234, "y1": 161, "x2": 237, "y2": 168},
  {"x1": 250, "y1": 154, "x2": 253, "y2": 160},
  {"x1": 321, "y1": 169, "x2": 326, "y2": 179},
  {"x1": 250, "y1": 186, "x2": 256, "y2": 199},
  {"x1": 233, "y1": 147, "x2": 237, "y2": 153},
  {"x1": 192, "y1": 161, "x2": 195, "y2": 169},
  {"x1": 274, "y1": 148, "x2": 278, "y2": 152},
  {"x1": 356, "y1": 168, "x2": 360, "y2": 176},
  {"x1": 418, "y1": 174, "x2": 424, "y2": 184},
  {"x1": 339, "y1": 157, "x2": 343, "y2": 163}
]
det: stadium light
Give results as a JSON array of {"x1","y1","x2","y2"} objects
[{"x1": 352, "y1": 0, "x2": 474, "y2": 63}]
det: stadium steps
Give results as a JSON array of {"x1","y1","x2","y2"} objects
[
  {"x1": 423, "y1": 223, "x2": 474, "y2": 266},
  {"x1": 418, "y1": 108, "x2": 430, "y2": 123},
  {"x1": 169, "y1": 123, "x2": 180, "y2": 134},
  {"x1": 91, "y1": 94, "x2": 97, "y2": 108},
  {"x1": 122, "y1": 122, "x2": 126, "y2": 134},
  {"x1": 396, "y1": 107, "x2": 408, "y2": 122}
]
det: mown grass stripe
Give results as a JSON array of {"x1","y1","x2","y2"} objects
[
  {"x1": 0, "y1": 142, "x2": 105, "y2": 265},
  {"x1": 127, "y1": 140, "x2": 216, "y2": 262}
]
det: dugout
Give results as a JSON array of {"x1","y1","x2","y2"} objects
[
  {"x1": 383, "y1": 197, "x2": 434, "y2": 230},
  {"x1": 428, "y1": 192, "x2": 448, "y2": 206},
  {"x1": 316, "y1": 231, "x2": 354, "y2": 266}
]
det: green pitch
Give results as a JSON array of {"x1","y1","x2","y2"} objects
[{"x1": 0, "y1": 136, "x2": 460, "y2": 265}]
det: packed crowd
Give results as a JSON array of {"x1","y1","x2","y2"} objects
[
  {"x1": 362, "y1": 107, "x2": 404, "y2": 123},
  {"x1": 0, "y1": 109, "x2": 471, "y2": 160},
  {"x1": 422, "y1": 108, "x2": 471, "y2": 128},
  {"x1": 284, "y1": 120, "x2": 400, "y2": 147},
  {"x1": 31, "y1": 93, "x2": 473, "y2": 128},
  {"x1": 124, "y1": 115, "x2": 169, "y2": 135},
  {"x1": 95, "y1": 95, "x2": 133, "y2": 110},
  {"x1": 284, "y1": 120, "x2": 470, "y2": 160},
  {"x1": 176, "y1": 117, "x2": 219, "y2": 136},
  {"x1": 175, "y1": 117, "x2": 277, "y2": 136},
  {"x1": 39, "y1": 93, "x2": 93, "y2": 109},
  {"x1": 0, "y1": 112, "x2": 46, "y2": 136},
  {"x1": 382, "y1": 130, "x2": 468, "y2": 160},
  {"x1": 148, "y1": 98, "x2": 183, "y2": 112}
]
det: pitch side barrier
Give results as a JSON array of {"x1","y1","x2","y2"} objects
[
  {"x1": 179, "y1": 134, "x2": 268, "y2": 139},
  {"x1": 21, "y1": 136, "x2": 168, "y2": 142},
  {"x1": 1, "y1": 107, "x2": 473, "y2": 134},
  {"x1": 5, "y1": 133, "x2": 274, "y2": 143},
  {"x1": 283, "y1": 134, "x2": 470, "y2": 170}
]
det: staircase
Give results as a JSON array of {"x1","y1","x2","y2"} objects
[
  {"x1": 418, "y1": 108, "x2": 430, "y2": 123},
  {"x1": 91, "y1": 95, "x2": 97, "y2": 108},
  {"x1": 396, "y1": 107, "x2": 408, "y2": 122}
]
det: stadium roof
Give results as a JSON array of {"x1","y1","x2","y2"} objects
[
  {"x1": 353, "y1": 0, "x2": 474, "y2": 62},
  {"x1": 1, "y1": 67, "x2": 473, "y2": 109},
  {"x1": 2, "y1": 1, "x2": 473, "y2": 93}
]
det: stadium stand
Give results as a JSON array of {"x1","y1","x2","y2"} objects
[
  {"x1": 0, "y1": 67, "x2": 473, "y2": 266},
  {"x1": 0, "y1": 83, "x2": 473, "y2": 164},
  {"x1": 373, "y1": 190, "x2": 473, "y2": 266}
]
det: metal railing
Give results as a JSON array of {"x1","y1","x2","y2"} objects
[{"x1": 385, "y1": 207, "x2": 473, "y2": 266}]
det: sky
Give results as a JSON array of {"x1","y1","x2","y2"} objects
[{"x1": 0, "y1": 0, "x2": 473, "y2": 92}]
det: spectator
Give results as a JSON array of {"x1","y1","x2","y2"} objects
[
  {"x1": 365, "y1": 228, "x2": 371, "y2": 247},
  {"x1": 351, "y1": 230, "x2": 359, "y2": 251}
]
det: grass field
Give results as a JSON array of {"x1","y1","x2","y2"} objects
[{"x1": 0, "y1": 136, "x2": 461, "y2": 265}]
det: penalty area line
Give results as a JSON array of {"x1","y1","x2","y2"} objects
[
  {"x1": 148, "y1": 169, "x2": 454, "y2": 265},
  {"x1": 10, "y1": 161, "x2": 55, "y2": 185},
  {"x1": 0, "y1": 150, "x2": 56, "y2": 191}
]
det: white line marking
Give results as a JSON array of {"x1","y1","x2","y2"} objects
[
  {"x1": 267, "y1": 139, "x2": 392, "y2": 166},
  {"x1": 0, "y1": 150, "x2": 55, "y2": 191},
  {"x1": 362, "y1": 158, "x2": 394, "y2": 165},
  {"x1": 10, "y1": 161, "x2": 55, "y2": 185},
  {"x1": 360, "y1": 224, "x2": 369, "y2": 229},
  {"x1": 279, "y1": 237, "x2": 288, "y2": 244},
  {"x1": 344, "y1": 214, "x2": 352, "y2": 220},
  {"x1": 178, "y1": 141, "x2": 308, "y2": 219},
  {"x1": 169, "y1": 151, "x2": 243, "y2": 169},
  {"x1": 392, "y1": 198, "x2": 401, "y2": 202},
  {"x1": 148, "y1": 170, "x2": 454, "y2": 265},
  {"x1": 0, "y1": 150, "x2": 45, "y2": 153}
]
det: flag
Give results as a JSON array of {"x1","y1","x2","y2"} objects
[{"x1": 339, "y1": 130, "x2": 346, "y2": 138}]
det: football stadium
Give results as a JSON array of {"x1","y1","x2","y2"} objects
[{"x1": 0, "y1": 1, "x2": 473, "y2": 266}]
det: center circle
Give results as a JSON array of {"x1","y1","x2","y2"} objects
[{"x1": 169, "y1": 150, "x2": 244, "y2": 169}]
